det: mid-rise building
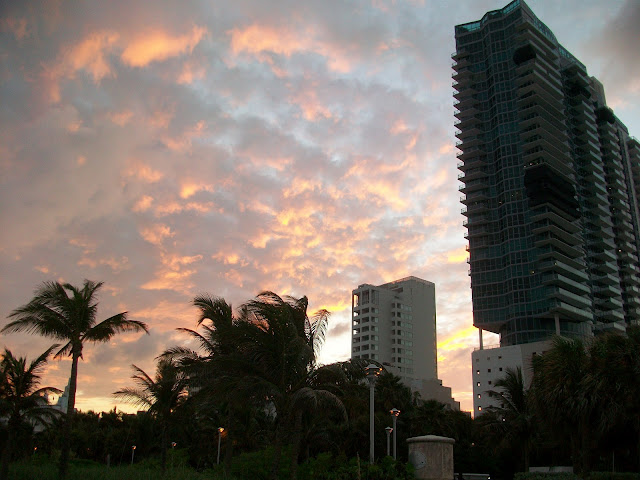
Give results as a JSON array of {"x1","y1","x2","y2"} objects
[
  {"x1": 453, "y1": 0, "x2": 640, "y2": 413},
  {"x1": 351, "y1": 276, "x2": 459, "y2": 409}
]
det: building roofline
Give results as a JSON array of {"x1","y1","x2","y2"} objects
[{"x1": 354, "y1": 276, "x2": 435, "y2": 292}]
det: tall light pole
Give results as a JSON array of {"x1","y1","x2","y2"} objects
[
  {"x1": 217, "y1": 427, "x2": 224, "y2": 465},
  {"x1": 385, "y1": 427, "x2": 393, "y2": 457},
  {"x1": 390, "y1": 408, "x2": 400, "y2": 460},
  {"x1": 130, "y1": 445, "x2": 136, "y2": 465},
  {"x1": 365, "y1": 363, "x2": 382, "y2": 464}
]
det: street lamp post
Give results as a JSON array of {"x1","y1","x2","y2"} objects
[
  {"x1": 130, "y1": 445, "x2": 136, "y2": 465},
  {"x1": 217, "y1": 427, "x2": 225, "y2": 465},
  {"x1": 365, "y1": 363, "x2": 382, "y2": 464},
  {"x1": 385, "y1": 427, "x2": 393, "y2": 457},
  {"x1": 390, "y1": 408, "x2": 400, "y2": 460}
]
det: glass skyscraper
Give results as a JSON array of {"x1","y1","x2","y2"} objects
[{"x1": 454, "y1": 0, "x2": 640, "y2": 352}]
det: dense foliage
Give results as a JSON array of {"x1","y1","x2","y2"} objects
[{"x1": 2, "y1": 281, "x2": 640, "y2": 479}]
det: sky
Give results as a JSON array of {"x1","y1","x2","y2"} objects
[{"x1": 1, "y1": 0, "x2": 639, "y2": 415}]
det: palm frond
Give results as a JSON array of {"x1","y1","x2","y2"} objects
[
  {"x1": 309, "y1": 309, "x2": 330, "y2": 360},
  {"x1": 193, "y1": 294, "x2": 232, "y2": 326},
  {"x1": 113, "y1": 387, "x2": 153, "y2": 409},
  {"x1": 83, "y1": 313, "x2": 147, "y2": 342}
]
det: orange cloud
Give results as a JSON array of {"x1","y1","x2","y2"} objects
[
  {"x1": 446, "y1": 247, "x2": 467, "y2": 264},
  {"x1": 140, "y1": 224, "x2": 174, "y2": 246},
  {"x1": 133, "y1": 195, "x2": 154, "y2": 213},
  {"x1": 154, "y1": 200, "x2": 216, "y2": 216},
  {"x1": 132, "y1": 299, "x2": 196, "y2": 330},
  {"x1": 62, "y1": 30, "x2": 120, "y2": 82},
  {"x1": 178, "y1": 61, "x2": 206, "y2": 85},
  {"x1": 390, "y1": 119, "x2": 409, "y2": 134},
  {"x1": 108, "y1": 110, "x2": 134, "y2": 126},
  {"x1": 224, "y1": 269, "x2": 244, "y2": 288},
  {"x1": 230, "y1": 24, "x2": 308, "y2": 57},
  {"x1": 78, "y1": 255, "x2": 130, "y2": 273},
  {"x1": 291, "y1": 88, "x2": 333, "y2": 121},
  {"x1": 405, "y1": 134, "x2": 418, "y2": 151},
  {"x1": 439, "y1": 143, "x2": 455, "y2": 154},
  {"x1": 180, "y1": 181, "x2": 214, "y2": 199},
  {"x1": 437, "y1": 326, "x2": 477, "y2": 352},
  {"x1": 125, "y1": 162, "x2": 164, "y2": 183},
  {"x1": 149, "y1": 109, "x2": 174, "y2": 129},
  {"x1": 141, "y1": 268, "x2": 198, "y2": 293},
  {"x1": 121, "y1": 26, "x2": 207, "y2": 67},
  {"x1": 229, "y1": 24, "x2": 353, "y2": 73},
  {"x1": 212, "y1": 252, "x2": 247, "y2": 266},
  {"x1": 249, "y1": 231, "x2": 277, "y2": 249},
  {"x1": 162, "y1": 120, "x2": 206, "y2": 153},
  {"x1": 2, "y1": 17, "x2": 29, "y2": 40},
  {"x1": 163, "y1": 253, "x2": 203, "y2": 270},
  {"x1": 69, "y1": 237, "x2": 96, "y2": 253},
  {"x1": 282, "y1": 178, "x2": 321, "y2": 198}
]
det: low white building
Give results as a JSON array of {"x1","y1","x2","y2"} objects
[{"x1": 472, "y1": 336, "x2": 551, "y2": 415}]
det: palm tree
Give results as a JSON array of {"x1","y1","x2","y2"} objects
[
  {"x1": 2, "y1": 280, "x2": 148, "y2": 478},
  {"x1": 231, "y1": 292, "x2": 342, "y2": 480},
  {"x1": 287, "y1": 365, "x2": 347, "y2": 480},
  {"x1": 484, "y1": 367, "x2": 533, "y2": 472},
  {"x1": 166, "y1": 292, "x2": 343, "y2": 480},
  {"x1": 530, "y1": 336, "x2": 592, "y2": 474},
  {"x1": 0, "y1": 346, "x2": 61, "y2": 480},
  {"x1": 114, "y1": 359, "x2": 188, "y2": 472},
  {"x1": 409, "y1": 399, "x2": 455, "y2": 438}
]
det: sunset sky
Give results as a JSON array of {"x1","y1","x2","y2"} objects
[{"x1": 1, "y1": 0, "x2": 638, "y2": 414}]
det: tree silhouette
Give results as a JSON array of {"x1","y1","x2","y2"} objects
[
  {"x1": 114, "y1": 359, "x2": 188, "y2": 472},
  {"x1": 0, "y1": 346, "x2": 60, "y2": 480},
  {"x1": 2, "y1": 280, "x2": 148, "y2": 478}
]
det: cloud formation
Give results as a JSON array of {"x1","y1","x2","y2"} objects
[{"x1": 0, "y1": 0, "x2": 637, "y2": 414}]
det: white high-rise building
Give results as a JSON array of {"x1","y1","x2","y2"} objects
[{"x1": 351, "y1": 276, "x2": 459, "y2": 409}]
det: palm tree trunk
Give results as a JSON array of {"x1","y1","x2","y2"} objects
[
  {"x1": 289, "y1": 410, "x2": 303, "y2": 480},
  {"x1": 59, "y1": 351, "x2": 80, "y2": 479}
]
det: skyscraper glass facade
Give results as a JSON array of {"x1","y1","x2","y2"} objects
[{"x1": 454, "y1": 0, "x2": 640, "y2": 347}]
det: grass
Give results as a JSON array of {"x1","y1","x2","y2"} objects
[{"x1": 9, "y1": 460, "x2": 224, "y2": 480}]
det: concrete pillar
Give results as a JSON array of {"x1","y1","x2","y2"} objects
[
  {"x1": 554, "y1": 314, "x2": 560, "y2": 335},
  {"x1": 478, "y1": 328, "x2": 483, "y2": 350},
  {"x1": 407, "y1": 435, "x2": 455, "y2": 480}
]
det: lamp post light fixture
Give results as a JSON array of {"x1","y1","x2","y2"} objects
[
  {"x1": 171, "y1": 442, "x2": 177, "y2": 449},
  {"x1": 217, "y1": 427, "x2": 225, "y2": 465},
  {"x1": 131, "y1": 445, "x2": 136, "y2": 465},
  {"x1": 390, "y1": 408, "x2": 400, "y2": 460},
  {"x1": 385, "y1": 427, "x2": 393, "y2": 457},
  {"x1": 364, "y1": 363, "x2": 382, "y2": 464}
]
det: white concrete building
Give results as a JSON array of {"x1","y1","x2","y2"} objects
[
  {"x1": 351, "y1": 276, "x2": 459, "y2": 409},
  {"x1": 472, "y1": 338, "x2": 551, "y2": 414}
]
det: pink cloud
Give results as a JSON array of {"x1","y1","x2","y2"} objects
[
  {"x1": 139, "y1": 224, "x2": 174, "y2": 246},
  {"x1": 108, "y1": 110, "x2": 134, "y2": 126},
  {"x1": 178, "y1": 60, "x2": 206, "y2": 85},
  {"x1": 121, "y1": 26, "x2": 207, "y2": 67},
  {"x1": 133, "y1": 195, "x2": 154, "y2": 213},
  {"x1": 61, "y1": 30, "x2": 120, "y2": 82},
  {"x1": 229, "y1": 23, "x2": 353, "y2": 73},
  {"x1": 2, "y1": 16, "x2": 29, "y2": 40},
  {"x1": 124, "y1": 162, "x2": 164, "y2": 183}
]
